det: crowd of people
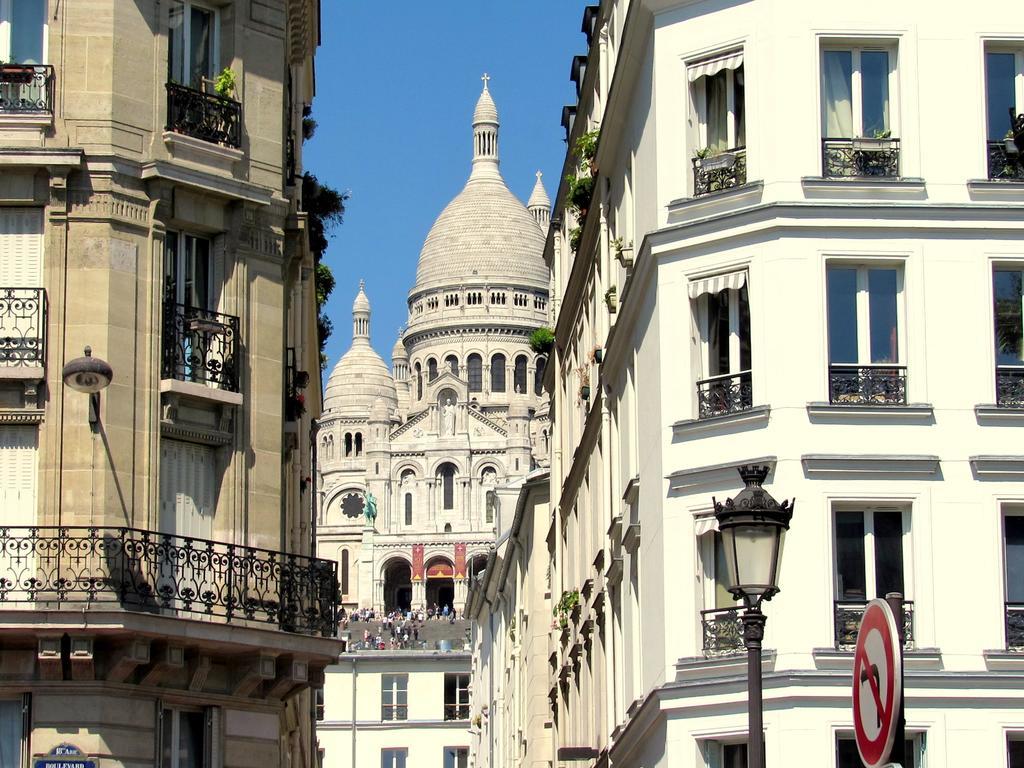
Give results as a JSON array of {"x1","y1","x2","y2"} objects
[{"x1": 339, "y1": 603, "x2": 465, "y2": 651}]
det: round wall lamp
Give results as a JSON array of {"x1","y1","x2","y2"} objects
[{"x1": 62, "y1": 346, "x2": 113, "y2": 428}]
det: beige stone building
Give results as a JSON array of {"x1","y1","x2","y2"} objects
[{"x1": 0, "y1": 1, "x2": 340, "y2": 767}]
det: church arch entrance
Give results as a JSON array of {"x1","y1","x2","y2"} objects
[
  {"x1": 383, "y1": 559, "x2": 412, "y2": 612},
  {"x1": 424, "y1": 556, "x2": 455, "y2": 614}
]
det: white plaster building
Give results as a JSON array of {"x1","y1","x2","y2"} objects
[
  {"x1": 511, "y1": 2, "x2": 1024, "y2": 768},
  {"x1": 314, "y1": 79, "x2": 552, "y2": 617}
]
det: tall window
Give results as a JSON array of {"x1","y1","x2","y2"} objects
[
  {"x1": 439, "y1": 463, "x2": 456, "y2": 510},
  {"x1": 381, "y1": 749, "x2": 408, "y2": 768},
  {"x1": 1004, "y1": 513, "x2": 1024, "y2": 648},
  {"x1": 445, "y1": 354, "x2": 459, "y2": 377},
  {"x1": 995, "y1": 269, "x2": 1024, "y2": 405},
  {"x1": 344, "y1": 433, "x2": 353, "y2": 457},
  {"x1": 490, "y1": 353, "x2": 506, "y2": 392},
  {"x1": 467, "y1": 354, "x2": 482, "y2": 392},
  {"x1": 514, "y1": 355, "x2": 528, "y2": 394},
  {"x1": 690, "y1": 55, "x2": 745, "y2": 153},
  {"x1": 692, "y1": 274, "x2": 752, "y2": 418},
  {"x1": 0, "y1": 0, "x2": 46, "y2": 64},
  {"x1": 381, "y1": 675, "x2": 408, "y2": 721},
  {"x1": 985, "y1": 49, "x2": 1023, "y2": 141},
  {"x1": 0, "y1": 697, "x2": 25, "y2": 768},
  {"x1": 821, "y1": 46, "x2": 894, "y2": 139},
  {"x1": 404, "y1": 493, "x2": 413, "y2": 526},
  {"x1": 443, "y1": 673, "x2": 470, "y2": 721},
  {"x1": 535, "y1": 357, "x2": 546, "y2": 396},
  {"x1": 443, "y1": 748, "x2": 469, "y2": 768},
  {"x1": 427, "y1": 358, "x2": 438, "y2": 382},
  {"x1": 164, "y1": 232, "x2": 211, "y2": 310},
  {"x1": 415, "y1": 363, "x2": 423, "y2": 400},
  {"x1": 1010, "y1": 735, "x2": 1024, "y2": 768},
  {"x1": 168, "y1": 1, "x2": 218, "y2": 90},
  {"x1": 834, "y1": 509, "x2": 907, "y2": 603},
  {"x1": 354, "y1": 433, "x2": 363, "y2": 457},
  {"x1": 700, "y1": 740, "x2": 746, "y2": 768},
  {"x1": 340, "y1": 549, "x2": 349, "y2": 595},
  {"x1": 160, "y1": 707, "x2": 210, "y2": 768},
  {"x1": 837, "y1": 735, "x2": 920, "y2": 768}
]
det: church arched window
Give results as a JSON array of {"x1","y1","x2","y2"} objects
[
  {"x1": 514, "y1": 355, "x2": 528, "y2": 394},
  {"x1": 344, "y1": 433, "x2": 353, "y2": 457},
  {"x1": 355, "y1": 432, "x2": 363, "y2": 457},
  {"x1": 490, "y1": 354, "x2": 506, "y2": 393},
  {"x1": 341, "y1": 549, "x2": 349, "y2": 595},
  {"x1": 405, "y1": 493, "x2": 413, "y2": 526},
  {"x1": 415, "y1": 363, "x2": 423, "y2": 400},
  {"x1": 535, "y1": 356, "x2": 546, "y2": 396},
  {"x1": 438, "y1": 463, "x2": 456, "y2": 510},
  {"x1": 445, "y1": 354, "x2": 459, "y2": 377},
  {"x1": 467, "y1": 354, "x2": 482, "y2": 392},
  {"x1": 428, "y1": 358, "x2": 438, "y2": 382}
]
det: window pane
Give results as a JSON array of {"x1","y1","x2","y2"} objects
[
  {"x1": 534, "y1": 357, "x2": 545, "y2": 396},
  {"x1": 1006, "y1": 516, "x2": 1024, "y2": 603},
  {"x1": 707, "y1": 290, "x2": 730, "y2": 376},
  {"x1": 491, "y1": 354, "x2": 505, "y2": 392},
  {"x1": 723, "y1": 743, "x2": 747, "y2": 768},
  {"x1": 705, "y1": 71, "x2": 728, "y2": 153},
  {"x1": 1010, "y1": 738, "x2": 1024, "y2": 768},
  {"x1": 861, "y1": 50, "x2": 890, "y2": 137},
  {"x1": 11, "y1": 0, "x2": 46, "y2": 65},
  {"x1": 514, "y1": 355, "x2": 528, "y2": 394},
  {"x1": 822, "y1": 50, "x2": 853, "y2": 137},
  {"x1": 827, "y1": 267, "x2": 858, "y2": 363},
  {"x1": 987, "y1": 52, "x2": 1017, "y2": 141},
  {"x1": 734, "y1": 66, "x2": 746, "y2": 146},
  {"x1": 164, "y1": 232, "x2": 180, "y2": 302},
  {"x1": 446, "y1": 355, "x2": 458, "y2": 376},
  {"x1": 839, "y1": 737, "x2": 916, "y2": 768},
  {"x1": 835, "y1": 512, "x2": 866, "y2": 600},
  {"x1": 428, "y1": 359, "x2": 438, "y2": 381},
  {"x1": 0, "y1": 700, "x2": 22, "y2": 768},
  {"x1": 168, "y1": 2, "x2": 186, "y2": 83},
  {"x1": 868, "y1": 268, "x2": 898, "y2": 364},
  {"x1": 873, "y1": 512, "x2": 905, "y2": 598},
  {"x1": 738, "y1": 285, "x2": 751, "y2": 372},
  {"x1": 995, "y1": 270, "x2": 1024, "y2": 365},
  {"x1": 404, "y1": 494, "x2": 413, "y2": 526},
  {"x1": 179, "y1": 711, "x2": 205, "y2": 768},
  {"x1": 467, "y1": 354, "x2": 482, "y2": 392},
  {"x1": 189, "y1": 6, "x2": 215, "y2": 87}
]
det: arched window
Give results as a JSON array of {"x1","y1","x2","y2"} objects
[
  {"x1": 428, "y1": 358, "x2": 438, "y2": 382},
  {"x1": 467, "y1": 354, "x2": 482, "y2": 392},
  {"x1": 535, "y1": 357, "x2": 546, "y2": 396},
  {"x1": 514, "y1": 355, "x2": 528, "y2": 394},
  {"x1": 415, "y1": 363, "x2": 423, "y2": 400},
  {"x1": 445, "y1": 354, "x2": 459, "y2": 377},
  {"x1": 344, "y1": 433, "x2": 353, "y2": 457},
  {"x1": 355, "y1": 433, "x2": 363, "y2": 456},
  {"x1": 444, "y1": 523, "x2": 452, "y2": 533},
  {"x1": 490, "y1": 354, "x2": 506, "y2": 393},
  {"x1": 341, "y1": 549, "x2": 349, "y2": 595},
  {"x1": 439, "y1": 463, "x2": 456, "y2": 510},
  {"x1": 405, "y1": 493, "x2": 413, "y2": 526}
]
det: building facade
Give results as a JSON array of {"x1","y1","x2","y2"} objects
[
  {"x1": 315, "y1": 80, "x2": 551, "y2": 617},
  {"x1": 0, "y1": 2, "x2": 338, "y2": 766},
  {"x1": 475, "y1": 1, "x2": 1024, "y2": 767}
]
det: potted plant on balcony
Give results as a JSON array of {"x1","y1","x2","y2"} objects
[
  {"x1": 693, "y1": 146, "x2": 737, "y2": 172},
  {"x1": 213, "y1": 67, "x2": 237, "y2": 99},
  {"x1": 574, "y1": 128, "x2": 600, "y2": 176},
  {"x1": 578, "y1": 365, "x2": 590, "y2": 401},
  {"x1": 604, "y1": 285, "x2": 617, "y2": 313},
  {"x1": 565, "y1": 172, "x2": 594, "y2": 218},
  {"x1": 611, "y1": 236, "x2": 633, "y2": 268},
  {"x1": 568, "y1": 226, "x2": 582, "y2": 254},
  {"x1": 851, "y1": 128, "x2": 894, "y2": 153},
  {"x1": 529, "y1": 326, "x2": 555, "y2": 355}
]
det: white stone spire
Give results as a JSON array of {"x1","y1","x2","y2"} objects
[
  {"x1": 352, "y1": 279, "x2": 370, "y2": 343},
  {"x1": 527, "y1": 170, "x2": 551, "y2": 230},
  {"x1": 470, "y1": 73, "x2": 501, "y2": 181}
]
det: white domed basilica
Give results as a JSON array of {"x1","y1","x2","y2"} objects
[{"x1": 316, "y1": 78, "x2": 551, "y2": 614}]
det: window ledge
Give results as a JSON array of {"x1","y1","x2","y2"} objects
[
  {"x1": 806, "y1": 402, "x2": 933, "y2": 420},
  {"x1": 674, "y1": 649, "x2": 776, "y2": 682},
  {"x1": 984, "y1": 650, "x2": 1024, "y2": 671},
  {"x1": 160, "y1": 378, "x2": 243, "y2": 407},
  {"x1": 667, "y1": 455, "x2": 777, "y2": 491},
  {"x1": 975, "y1": 404, "x2": 1024, "y2": 421},
  {"x1": 666, "y1": 180, "x2": 764, "y2": 220},
  {"x1": 800, "y1": 454, "x2": 940, "y2": 477},
  {"x1": 672, "y1": 404, "x2": 770, "y2": 436},
  {"x1": 163, "y1": 130, "x2": 244, "y2": 173},
  {"x1": 813, "y1": 647, "x2": 941, "y2": 670},
  {"x1": 801, "y1": 176, "x2": 925, "y2": 195},
  {"x1": 969, "y1": 455, "x2": 1024, "y2": 480},
  {"x1": 967, "y1": 179, "x2": 1024, "y2": 196},
  {"x1": 0, "y1": 113, "x2": 52, "y2": 129},
  {"x1": 0, "y1": 365, "x2": 45, "y2": 381},
  {"x1": 0, "y1": 147, "x2": 82, "y2": 168}
]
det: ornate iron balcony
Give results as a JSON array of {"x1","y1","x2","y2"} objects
[
  {"x1": 828, "y1": 364, "x2": 907, "y2": 405},
  {"x1": 822, "y1": 138, "x2": 900, "y2": 178},
  {"x1": 701, "y1": 607, "x2": 743, "y2": 654},
  {"x1": 997, "y1": 366, "x2": 1024, "y2": 407},
  {"x1": 834, "y1": 599, "x2": 913, "y2": 650},
  {"x1": 1006, "y1": 603, "x2": 1024, "y2": 650},
  {"x1": 692, "y1": 147, "x2": 746, "y2": 197},
  {"x1": 0, "y1": 526, "x2": 338, "y2": 637},
  {"x1": 0, "y1": 64, "x2": 54, "y2": 115},
  {"x1": 165, "y1": 82, "x2": 241, "y2": 148},
  {"x1": 987, "y1": 141, "x2": 1024, "y2": 181},
  {"x1": 0, "y1": 287, "x2": 45, "y2": 366},
  {"x1": 162, "y1": 301, "x2": 240, "y2": 392},
  {"x1": 697, "y1": 370, "x2": 753, "y2": 419},
  {"x1": 444, "y1": 704, "x2": 470, "y2": 721}
]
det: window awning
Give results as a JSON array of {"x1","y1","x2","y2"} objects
[
  {"x1": 687, "y1": 270, "x2": 747, "y2": 299},
  {"x1": 687, "y1": 51, "x2": 744, "y2": 82},
  {"x1": 694, "y1": 515, "x2": 718, "y2": 536}
]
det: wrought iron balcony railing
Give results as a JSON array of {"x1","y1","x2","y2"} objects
[
  {"x1": 987, "y1": 141, "x2": 1024, "y2": 181},
  {"x1": 834, "y1": 599, "x2": 913, "y2": 650},
  {"x1": 165, "y1": 82, "x2": 242, "y2": 149},
  {"x1": 692, "y1": 147, "x2": 747, "y2": 197},
  {"x1": 822, "y1": 137, "x2": 900, "y2": 178},
  {"x1": 381, "y1": 705, "x2": 408, "y2": 721},
  {"x1": 1006, "y1": 603, "x2": 1024, "y2": 649},
  {"x1": 0, "y1": 287, "x2": 45, "y2": 366},
  {"x1": 997, "y1": 366, "x2": 1024, "y2": 407},
  {"x1": 828, "y1": 364, "x2": 907, "y2": 405},
  {"x1": 444, "y1": 703, "x2": 470, "y2": 721},
  {"x1": 697, "y1": 370, "x2": 753, "y2": 419},
  {"x1": 0, "y1": 526, "x2": 338, "y2": 637},
  {"x1": 162, "y1": 301, "x2": 240, "y2": 392},
  {"x1": 0, "y1": 64, "x2": 54, "y2": 115},
  {"x1": 701, "y1": 607, "x2": 744, "y2": 654}
]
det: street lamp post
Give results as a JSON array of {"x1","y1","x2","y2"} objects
[{"x1": 713, "y1": 465, "x2": 794, "y2": 768}]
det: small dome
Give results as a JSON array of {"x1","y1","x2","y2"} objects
[
  {"x1": 353, "y1": 280, "x2": 370, "y2": 313},
  {"x1": 391, "y1": 332, "x2": 407, "y2": 361},
  {"x1": 527, "y1": 171, "x2": 551, "y2": 210},
  {"x1": 473, "y1": 75, "x2": 498, "y2": 124}
]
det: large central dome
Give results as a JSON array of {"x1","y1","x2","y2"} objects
[{"x1": 410, "y1": 78, "x2": 548, "y2": 295}]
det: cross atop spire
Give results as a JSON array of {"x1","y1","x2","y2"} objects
[
  {"x1": 481, "y1": 72, "x2": 490, "y2": 90},
  {"x1": 535, "y1": 170, "x2": 543, "y2": 183}
]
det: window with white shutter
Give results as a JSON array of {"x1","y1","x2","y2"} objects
[
  {"x1": 0, "y1": 425, "x2": 37, "y2": 527},
  {"x1": 0, "y1": 208, "x2": 42, "y2": 287},
  {"x1": 159, "y1": 439, "x2": 216, "y2": 541}
]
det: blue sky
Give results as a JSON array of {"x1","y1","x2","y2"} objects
[{"x1": 305, "y1": 1, "x2": 589, "y2": 371}]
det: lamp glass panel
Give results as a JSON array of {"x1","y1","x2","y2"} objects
[
  {"x1": 729, "y1": 523, "x2": 777, "y2": 591},
  {"x1": 718, "y1": 525, "x2": 739, "y2": 592}
]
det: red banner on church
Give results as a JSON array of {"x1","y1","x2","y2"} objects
[
  {"x1": 454, "y1": 543, "x2": 467, "y2": 578},
  {"x1": 426, "y1": 560, "x2": 454, "y2": 579},
  {"x1": 412, "y1": 544, "x2": 424, "y2": 582}
]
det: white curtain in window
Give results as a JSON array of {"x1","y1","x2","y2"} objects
[
  {"x1": 688, "y1": 270, "x2": 747, "y2": 300},
  {"x1": 706, "y1": 72, "x2": 728, "y2": 153},
  {"x1": 687, "y1": 52, "x2": 744, "y2": 82},
  {"x1": 822, "y1": 51, "x2": 853, "y2": 137}
]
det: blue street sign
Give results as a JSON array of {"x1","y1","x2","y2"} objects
[{"x1": 33, "y1": 743, "x2": 97, "y2": 768}]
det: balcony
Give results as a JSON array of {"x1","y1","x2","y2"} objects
[
  {"x1": 834, "y1": 600, "x2": 914, "y2": 650},
  {"x1": 997, "y1": 366, "x2": 1024, "y2": 407},
  {"x1": 0, "y1": 526, "x2": 338, "y2": 637},
  {"x1": 0, "y1": 287, "x2": 45, "y2": 367},
  {"x1": 828, "y1": 364, "x2": 907, "y2": 405},
  {"x1": 444, "y1": 703, "x2": 470, "y2": 721},
  {"x1": 697, "y1": 370, "x2": 753, "y2": 419},
  {"x1": 822, "y1": 137, "x2": 900, "y2": 178},
  {"x1": 162, "y1": 302, "x2": 240, "y2": 392},
  {"x1": 987, "y1": 141, "x2": 1024, "y2": 181},
  {"x1": 1006, "y1": 603, "x2": 1024, "y2": 649},
  {"x1": 693, "y1": 147, "x2": 746, "y2": 197},
  {"x1": 701, "y1": 607, "x2": 743, "y2": 654},
  {"x1": 165, "y1": 82, "x2": 241, "y2": 149},
  {"x1": 0, "y1": 64, "x2": 54, "y2": 117}
]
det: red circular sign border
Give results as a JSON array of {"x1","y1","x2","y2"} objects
[{"x1": 852, "y1": 599, "x2": 902, "y2": 768}]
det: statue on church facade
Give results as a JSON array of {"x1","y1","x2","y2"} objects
[
  {"x1": 441, "y1": 396, "x2": 457, "y2": 436},
  {"x1": 362, "y1": 492, "x2": 377, "y2": 524}
]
